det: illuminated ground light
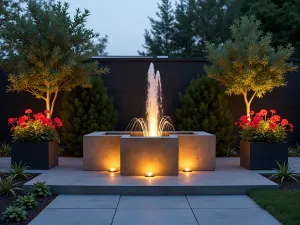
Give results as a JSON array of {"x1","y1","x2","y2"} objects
[
  {"x1": 145, "y1": 171, "x2": 155, "y2": 177},
  {"x1": 183, "y1": 168, "x2": 192, "y2": 172},
  {"x1": 108, "y1": 167, "x2": 117, "y2": 172}
]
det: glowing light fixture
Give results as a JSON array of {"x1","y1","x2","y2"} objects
[
  {"x1": 183, "y1": 168, "x2": 192, "y2": 172},
  {"x1": 145, "y1": 171, "x2": 154, "y2": 177},
  {"x1": 108, "y1": 167, "x2": 117, "y2": 172}
]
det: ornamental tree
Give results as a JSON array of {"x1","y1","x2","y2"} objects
[
  {"x1": 1, "y1": 0, "x2": 108, "y2": 118},
  {"x1": 205, "y1": 16, "x2": 296, "y2": 116}
]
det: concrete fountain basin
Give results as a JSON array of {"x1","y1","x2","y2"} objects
[{"x1": 83, "y1": 131, "x2": 216, "y2": 175}]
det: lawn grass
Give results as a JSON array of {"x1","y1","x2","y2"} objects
[{"x1": 249, "y1": 189, "x2": 300, "y2": 225}]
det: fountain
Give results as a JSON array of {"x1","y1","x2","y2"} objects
[
  {"x1": 83, "y1": 63, "x2": 216, "y2": 176},
  {"x1": 127, "y1": 63, "x2": 174, "y2": 137}
]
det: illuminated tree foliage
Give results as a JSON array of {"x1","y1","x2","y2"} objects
[
  {"x1": 205, "y1": 16, "x2": 296, "y2": 116},
  {"x1": 1, "y1": 0, "x2": 108, "y2": 118}
]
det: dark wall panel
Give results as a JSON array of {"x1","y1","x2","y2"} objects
[{"x1": 1, "y1": 58, "x2": 299, "y2": 145}]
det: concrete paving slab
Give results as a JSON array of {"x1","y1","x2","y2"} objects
[
  {"x1": 47, "y1": 195, "x2": 120, "y2": 209},
  {"x1": 23, "y1": 158, "x2": 278, "y2": 195},
  {"x1": 187, "y1": 195, "x2": 258, "y2": 209},
  {"x1": 192, "y1": 208, "x2": 281, "y2": 225},
  {"x1": 112, "y1": 209, "x2": 198, "y2": 225},
  {"x1": 118, "y1": 196, "x2": 189, "y2": 209},
  {"x1": 28, "y1": 208, "x2": 115, "y2": 225}
]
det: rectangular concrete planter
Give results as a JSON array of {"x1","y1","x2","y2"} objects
[
  {"x1": 120, "y1": 135, "x2": 179, "y2": 176},
  {"x1": 240, "y1": 141, "x2": 288, "y2": 170},
  {"x1": 83, "y1": 132, "x2": 126, "y2": 171},
  {"x1": 172, "y1": 132, "x2": 216, "y2": 171},
  {"x1": 11, "y1": 141, "x2": 58, "y2": 170}
]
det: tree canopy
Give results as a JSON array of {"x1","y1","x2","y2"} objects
[
  {"x1": 139, "y1": 0, "x2": 242, "y2": 57},
  {"x1": 138, "y1": 0, "x2": 175, "y2": 56},
  {"x1": 241, "y1": 0, "x2": 300, "y2": 57},
  {"x1": 1, "y1": 0, "x2": 108, "y2": 117},
  {"x1": 205, "y1": 16, "x2": 296, "y2": 116}
]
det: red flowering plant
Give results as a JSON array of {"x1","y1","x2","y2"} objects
[
  {"x1": 235, "y1": 109, "x2": 293, "y2": 143},
  {"x1": 8, "y1": 109, "x2": 62, "y2": 142}
]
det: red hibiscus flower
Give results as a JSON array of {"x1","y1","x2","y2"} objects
[
  {"x1": 8, "y1": 118, "x2": 17, "y2": 125},
  {"x1": 250, "y1": 110, "x2": 255, "y2": 115},
  {"x1": 54, "y1": 118, "x2": 63, "y2": 127},
  {"x1": 270, "y1": 109, "x2": 276, "y2": 114},
  {"x1": 259, "y1": 109, "x2": 268, "y2": 117},
  {"x1": 25, "y1": 109, "x2": 32, "y2": 114},
  {"x1": 17, "y1": 116, "x2": 28, "y2": 124},
  {"x1": 20, "y1": 123, "x2": 27, "y2": 128},
  {"x1": 34, "y1": 113, "x2": 47, "y2": 122},
  {"x1": 44, "y1": 110, "x2": 51, "y2": 115},
  {"x1": 281, "y1": 119, "x2": 289, "y2": 126},
  {"x1": 46, "y1": 118, "x2": 53, "y2": 126},
  {"x1": 270, "y1": 115, "x2": 281, "y2": 123},
  {"x1": 239, "y1": 115, "x2": 250, "y2": 124},
  {"x1": 253, "y1": 115, "x2": 262, "y2": 123},
  {"x1": 249, "y1": 121, "x2": 259, "y2": 128},
  {"x1": 269, "y1": 123, "x2": 276, "y2": 130}
]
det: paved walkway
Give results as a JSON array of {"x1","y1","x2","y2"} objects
[{"x1": 29, "y1": 195, "x2": 281, "y2": 225}]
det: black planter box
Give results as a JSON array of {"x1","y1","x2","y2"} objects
[
  {"x1": 11, "y1": 141, "x2": 58, "y2": 170},
  {"x1": 240, "y1": 141, "x2": 288, "y2": 170}
]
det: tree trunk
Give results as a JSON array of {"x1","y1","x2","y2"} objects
[
  {"x1": 45, "y1": 91, "x2": 51, "y2": 118},
  {"x1": 242, "y1": 91, "x2": 256, "y2": 117},
  {"x1": 246, "y1": 102, "x2": 250, "y2": 117}
]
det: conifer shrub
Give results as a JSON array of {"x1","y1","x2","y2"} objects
[
  {"x1": 176, "y1": 76, "x2": 235, "y2": 156},
  {"x1": 60, "y1": 76, "x2": 118, "y2": 156}
]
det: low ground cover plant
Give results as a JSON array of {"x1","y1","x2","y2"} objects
[
  {"x1": 1, "y1": 205, "x2": 27, "y2": 222},
  {"x1": 30, "y1": 181, "x2": 52, "y2": 197},
  {"x1": 0, "y1": 177, "x2": 22, "y2": 196},
  {"x1": 0, "y1": 142, "x2": 11, "y2": 156},
  {"x1": 9, "y1": 161, "x2": 30, "y2": 180},
  {"x1": 270, "y1": 162, "x2": 299, "y2": 183},
  {"x1": 16, "y1": 195, "x2": 38, "y2": 210}
]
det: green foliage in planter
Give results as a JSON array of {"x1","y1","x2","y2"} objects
[
  {"x1": 236, "y1": 109, "x2": 293, "y2": 143},
  {"x1": 9, "y1": 110, "x2": 62, "y2": 142},
  {"x1": 60, "y1": 76, "x2": 118, "y2": 156},
  {"x1": 176, "y1": 76, "x2": 235, "y2": 156},
  {"x1": 9, "y1": 161, "x2": 30, "y2": 180},
  {"x1": 0, "y1": 177, "x2": 22, "y2": 196},
  {"x1": 1, "y1": 206, "x2": 27, "y2": 223},
  {"x1": 270, "y1": 162, "x2": 299, "y2": 183},
  {"x1": 13, "y1": 121, "x2": 59, "y2": 142},
  {"x1": 30, "y1": 181, "x2": 52, "y2": 197},
  {"x1": 16, "y1": 195, "x2": 37, "y2": 210},
  {"x1": 0, "y1": 142, "x2": 11, "y2": 156}
]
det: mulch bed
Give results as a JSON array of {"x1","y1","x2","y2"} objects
[
  {"x1": 0, "y1": 173, "x2": 57, "y2": 225},
  {"x1": 263, "y1": 174, "x2": 300, "y2": 190}
]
